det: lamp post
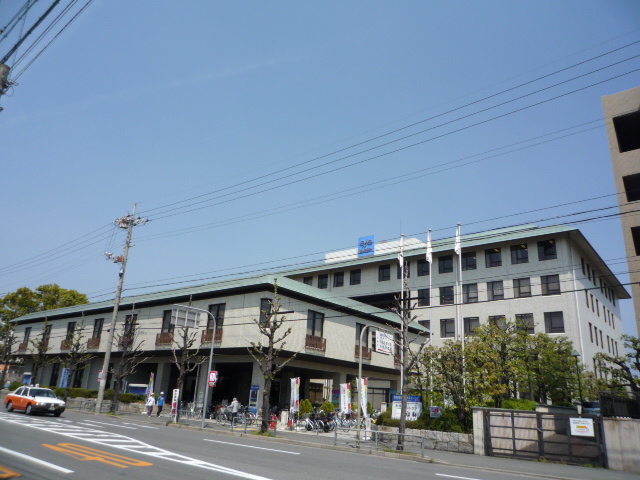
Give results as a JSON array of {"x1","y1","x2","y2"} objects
[
  {"x1": 571, "y1": 350, "x2": 583, "y2": 409},
  {"x1": 173, "y1": 304, "x2": 216, "y2": 429}
]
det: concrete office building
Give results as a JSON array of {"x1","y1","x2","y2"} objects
[
  {"x1": 601, "y1": 86, "x2": 640, "y2": 335},
  {"x1": 284, "y1": 224, "x2": 628, "y2": 374}
]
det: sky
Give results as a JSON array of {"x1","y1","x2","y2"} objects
[{"x1": 1, "y1": 1, "x2": 640, "y2": 335}]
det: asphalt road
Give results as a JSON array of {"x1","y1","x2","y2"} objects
[{"x1": 0, "y1": 409, "x2": 627, "y2": 480}]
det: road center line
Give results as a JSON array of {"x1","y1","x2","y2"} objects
[
  {"x1": 0, "y1": 446, "x2": 74, "y2": 474},
  {"x1": 435, "y1": 474, "x2": 483, "y2": 480},
  {"x1": 203, "y1": 439, "x2": 300, "y2": 455}
]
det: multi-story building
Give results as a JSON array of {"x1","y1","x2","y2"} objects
[
  {"x1": 284, "y1": 224, "x2": 628, "y2": 374},
  {"x1": 601, "y1": 86, "x2": 640, "y2": 335},
  {"x1": 9, "y1": 224, "x2": 627, "y2": 409}
]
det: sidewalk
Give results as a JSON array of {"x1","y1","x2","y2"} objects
[{"x1": 104, "y1": 410, "x2": 639, "y2": 480}]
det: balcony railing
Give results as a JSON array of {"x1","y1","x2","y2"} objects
[
  {"x1": 305, "y1": 335, "x2": 326, "y2": 352},
  {"x1": 156, "y1": 331, "x2": 174, "y2": 346},
  {"x1": 17, "y1": 342, "x2": 27, "y2": 353},
  {"x1": 86, "y1": 337, "x2": 100, "y2": 349},
  {"x1": 354, "y1": 345, "x2": 372, "y2": 360},
  {"x1": 60, "y1": 339, "x2": 72, "y2": 351},
  {"x1": 201, "y1": 327, "x2": 223, "y2": 344}
]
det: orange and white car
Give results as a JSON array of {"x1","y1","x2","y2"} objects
[{"x1": 4, "y1": 386, "x2": 66, "y2": 416}]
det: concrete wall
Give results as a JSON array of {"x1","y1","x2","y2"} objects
[
  {"x1": 603, "y1": 417, "x2": 640, "y2": 473},
  {"x1": 374, "y1": 425, "x2": 473, "y2": 453}
]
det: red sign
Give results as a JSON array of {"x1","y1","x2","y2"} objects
[{"x1": 208, "y1": 370, "x2": 218, "y2": 387}]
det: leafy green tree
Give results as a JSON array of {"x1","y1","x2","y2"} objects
[
  {"x1": 0, "y1": 284, "x2": 87, "y2": 324},
  {"x1": 595, "y1": 334, "x2": 640, "y2": 393}
]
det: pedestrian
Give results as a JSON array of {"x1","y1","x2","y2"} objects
[
  {"x1": 230, "y1": 397, "x2": 240, "y2": 423},
  {"x1": 156, "y1": 392, "x2": 165, "y2": 416},
  {"x1": 146, "y1": 393, "x2": 155, "y2": 416}
]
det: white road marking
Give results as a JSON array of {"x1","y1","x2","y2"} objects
[
  {"x1": 203, "y1": 439, "x2": 301, "y2": 455},
  {"x1": 0, "y1": 413, "x2": 271, "y2": 480},
  {"x1": 436, "y1": 474, "x2": 483, "y2": 480},
  {"x1": 79, "y1": 420, "x2": 138, "y2": 429},
  {"x1": 0, "y1": 445, "x2": 74, "y2": 473}
]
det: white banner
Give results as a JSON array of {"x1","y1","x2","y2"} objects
[
  {"x1": 340, "y1": 383, "x2": 351, "y2": 414},
  {"x1": 375, "y1": 331, "x2": 393, "y2": 355},
  {"x1": 360, "y1": 378, "x2": 368, "y2": 418},
  {"x1": 290, "y1": 377, "x2": 300, "y2": 413}
]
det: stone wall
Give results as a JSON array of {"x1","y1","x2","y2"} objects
[{"x1": 373, "y1": 425, "x2": 473, "y2": 453}]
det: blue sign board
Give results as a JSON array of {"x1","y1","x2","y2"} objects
[
  {"x1": 357, "y1": 235, "x2": 374, "y2": 257},
  {"x1": 59, "y1": 368, "x2": 69, "y2": 388},
  {"x1": 391, "y1": 395, "x2": 420, "y2": 403}
]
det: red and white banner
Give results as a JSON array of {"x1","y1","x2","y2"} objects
[{"x1": 290, "y1": 377, "x2": 300, "y2": 413}]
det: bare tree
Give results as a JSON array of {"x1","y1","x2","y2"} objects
[
  {"x1": 110, "y1": 321, "x2": 148, "y2": 413},
  {"x1": 0, "y1": 325, "x2": 17, "y2": 387},
  {"x1": 170, "y1": 323, "x2": 206, "y2": 422},
  {"x1": 57, "y1": 319, "x2": 94, "y2": 402},
  {"x1": 29, "y1": 319, "x2": 54, "y2": 384},
  {"x1": 391, "y1": 273, "x2": 428, "y2": 451},
  {"x1": 248, "y1": 280, "x2": 297, "y2": 432}
]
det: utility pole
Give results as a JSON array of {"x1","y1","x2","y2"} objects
[{"x1": 95, "y1": 203, "x2": 146, "y2": 414}]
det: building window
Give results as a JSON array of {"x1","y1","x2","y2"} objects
[
  {"x1": 591, "y1": 269, "x2": 596, "y2": 285},
  {"x1": 333, "y1": 272, "x2": 344, "y2": 288},
  {"x1": 307, "y1": 310, "x2": 324, "y2": 337},
  {"x1": 303, "y1": 276, "x2": 313, "y2": 286},
  {"x1": 440, "y1": 318, "x2": 455, "y2": 338},
  {"x1": 24, "y1": 326, "x2": 32, "y2": 343},
  {"x1": 585, "y1": 289, "x2": 589, "y2": 307},
  {"x1": 418, "y1": 320, "x2": 430, "y2": 331},
  {"x1": 350, "y1": 269, "x2": 361, "y2": 285},
  {"x1": 92, "y1": 319, "x2": 103, "y2": 339},
  {"x1": 440, "y1": 286, "x2": 454, "y2": 305},
  {"x1": 510, "y1": 244, "x2": 528, "y2": 264},
  {"x1": 607, "y1": 335, "x2": 611, "y2": 353},
  {"x1": 378, "y1": 265, "x2": 391, "y2": 282},
  {"x1": 462, "y1": 283, "x2": 478, "y2": 303},
  {"x1": 439, "y1": 255, "x2": 453, "y2": 274},
  {"x1": 417, "y1": 259, "x2": 430, "y2": 276},
  {"x1": 544, "y1": 311, "x2": 565, "y2": 333},
  {"x1": 464, "y1": 317, "x2": 479, "y2": 336},
  {"x1": 596, "y1": 298, "x2": 600, "y2": 316},
  {"x1": 590, "y1": 293, "x2": 595, "y2": 311},
  {"x1": 124, "y1": 314, "x2": 137, "y2": 335},
  {"x1": 515, "y1": 313, "x2": 534, "y2": 334},
  {"x1": 513, "y1": 278, "x2": 531, "y2": 298},
  {"x1": 485, "y1": 248, "x2": 502, "y2": 267},
  {"x1": 208, "y1": 303, "x2": 226, "y2": 328},
  {"x1": 541, "y1": 274, "x2": 561, "y2": 295},
  {"x1": 588, "y1": 322, "x2": 593, "y2": 343},
  {"x1": 461, "y1": 251, "x2": 477, "y2": 270},
  {"x1": 318, "y1": 274, "x2": 328, "y2": 289},
  {"x1": 66, "y1": 322, "x2": 76, "y2": 341},
  {"x1": 487, "y1": 281, "x2": 504, "y2": 301},
  {"x1": 600, "y1": 329, "x2": 603, "y2": 348},
  {"x1": 595, "y1": 327, "x2": 599, "y2": 345},
  {"x1": 537, "y1": 239, "x2": 557, "y2": 260},
  {"x1": 162, "y1": 310, "x2": 174, "y2": 333},
  {"x1": 612, "y1": 110, "x2": 640, "y2": 153},
  {"x1": 417, "y1": 288, "x2": 430, "y2": 307},
  {"x1": 587, "y1": 265, "x2": 592, "y2": 281},
  {"x1": 397, "y1": 260, "x2": 410, "y2": 279},
  {"x1": 489, "y1": 315, "x2": 507, "y2": 330},
  {"x1": 260, "y1": 298, "x2": 271, "y2": 325},
  {"x1": 581, "y1": 257, "x2": 585, "y2": 275}
]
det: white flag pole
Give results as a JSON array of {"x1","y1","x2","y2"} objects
[
  {"x1": 398, "y1": 234, "x2": 405, "y2": 399},
  {"x1": 426, "y1": 229, "x2": 433, "y2": 407}
]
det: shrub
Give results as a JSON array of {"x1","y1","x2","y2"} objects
[
  {"x1": 320, "y1": 401, "x2": 334, "y2": 413},
  {"x1": 418, "y1": 408, "x2": 465, "y2": 433},
  {"x1": 118, "y1": 393, "x2": 144, "y2": 404},
  {"x1": 8, "y1": 381, "x2": 22, "y2": 391},
  {"x1": 299, "y1": 399, "x2": 312, "y2": 415},
  {"x1": 501, "y1": 398, "x2": 536, "y2": 411}
]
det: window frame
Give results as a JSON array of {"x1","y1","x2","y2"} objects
[
  {"x1": 350, "y1": 269, "x2": 361, "y2": 285},
  {"x1": 303, "y1": 276, "x2": 313, "y2": 286},
  {"x1": 378, "y1": 264, "x2": 391, "y2": 282},
  {"x1": 208, "y1": 303, "x2": 226, "y2": 328},
  {"x1": 438, "y1": 255, "x2": 453, "y2": 274},
  {"x1": 439, "y1": 286, "x2": 454, "y2": 305},
  {"x1": 440, "y1": 318, "x2": 455, "y2": 338},
  {"x1": 510, "y1": 244, "x2": 529, "y2": 264},
  {"x1": 317, "y1": 274, "x2": 328, "y2": 289},
  {"x1": 541, "y1": 274, "x2": 561, "y2": 296},
  {"x1": 417, "y1": 288, "x2": 430, "y2": 307},
  {"x1": 333, "y1": 271, "x2": 344, "y2": 288},
  {"x1": 462, "y1": 283, "x2": 478, "y2": 304},
  {"x1": 259, "y1": 298, "x2": 272, "y2": 325},
  {"x1": 544, "y1": 311, "x2": 565, "y2": 334},
  {"x1": 485, "y1": 248, "x2": 502, "y2": 268},
  {"x1": 537, "y1": 239, "x2": 557, "y2": 261},
  {"x1": 307, "y1": 310, "x2": 324, "y2": 338},
  {"x1": 417, "y1": 259, "x2": 430, "y2": 276},
  {"x1": 515, "y1": 313, "x2": 535, "y2": 334},
  {"x1": 461, "y1": 251, "x2": 477, "y2": 271},
  {"x1": 487, "y1": 280, "x2": 504, "y2": 301},
  {"x1": 464, "y1": 317, "x2": 479, "y2": 336},
  {"x1": 513, "y1": 278, "x2": 531, "y2": 298}
]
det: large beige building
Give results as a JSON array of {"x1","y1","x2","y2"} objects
[{"x1": 601, "y1": 86, "x2": 640, "y2": 335}]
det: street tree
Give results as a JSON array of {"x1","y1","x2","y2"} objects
[
  {"x1": 247, "y1": 280, "x2": 297, "y2": 432},
  {"x1": 170, "y1": 318, "x2": 207, "y2": 422},
  {"x1": 0, "y1": 285, "x2": 87, "y2": 324},
  {"x1": 596, "y1": 334, "x2": 640, "y2": 393},
  {"x1": 110, "y1": 320, "x2": 148, "y2": 413},
  {"x1": 28, "y1": 319, "x2": 54, "y2": 384},
  {"x1": 0, "y1": 324, "x2": 18, "y2": 386},
  {"x1": 57, "y1": 319, "x2": 94, "y2": 402}
]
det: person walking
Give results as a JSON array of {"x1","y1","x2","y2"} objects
[
  {"x1": 230, "y1": 397, "x2": 240, "y2": 424},
  {"x1": 146, "y1": 393, "x2": 155, "y2": 416},
  {"x1": 156, "y1": 392, "x2": 165, "y2": 416}
]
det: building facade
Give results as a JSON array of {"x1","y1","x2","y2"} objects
[{"x1": 601, "y1": 86, "x2": 640, "y2": 335}]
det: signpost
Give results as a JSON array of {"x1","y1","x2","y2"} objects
[
  {"x1": 170, "y1": 388, "x2": 180, "y2": 422},
  {"x1": 570, "y1": 417, "x2": 595, "y2": 437},
  {"x1": 374, "y1": 331, "x2": 393, "y2": 355}
]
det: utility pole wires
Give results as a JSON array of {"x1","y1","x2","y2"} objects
[{"x1": 95, "y1": 203, "x2": 147, "y2": 414}]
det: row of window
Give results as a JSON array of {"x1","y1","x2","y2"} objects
[
  {"x1": 302, "y1": 240, "x2": 559, "y2": 289},
  {"x1": 414, "y1": 275, "x2": 561, "y2": 306},
  {"x1": 419, "y1": 311, "x2": 565, "y2": 338},
  {"x1": 580, "y1": 256, "x2": 616, "y2": 306},
  {"x1": 584, "y1": 291, "x2": 616, "y2": 329},
  {"x1": 588, "y1": 322, "x2": 619, "y2": 355}
]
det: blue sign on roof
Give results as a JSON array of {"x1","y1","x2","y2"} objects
[{"x1": 358, "y1": 235, "x2": 374, "y2": 257}]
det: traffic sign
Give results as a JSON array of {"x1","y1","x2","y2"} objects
[{"x1": 207, "y1": 370, "x2": 218, "y2": 387}]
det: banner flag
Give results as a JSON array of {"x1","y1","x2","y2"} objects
[
  {"x1": 290, "y1": 377, "x2": 300, "y2": 413},
  {"x1": 426, "y1": 229, "x2": 432, "y2": 264},
  {"x1": 360, "y1": 378, "x2": 368, "y2": 418},
  {"x1": 454, "y1": 224, "x2": 461, "y2": 256},
  {"x1": 147, "y1": 372, "x2": 155, "y2": 396},
  {"x1": 340, "y1": 383, "x2": 351, "y2": 414}
]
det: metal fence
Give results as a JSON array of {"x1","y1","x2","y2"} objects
[{"x1": 600, "y1": 391, "x2": 640, "y2": 419}]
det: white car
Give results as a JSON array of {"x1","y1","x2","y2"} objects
[{"x1": 4, "y1": 386, "x2": 66, "y2": 416}]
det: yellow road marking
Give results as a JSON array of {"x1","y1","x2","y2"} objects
[
  {"x1": 42, "y1": 443, "x2": 152, "y2": 469},
  {"x1": 0, "y1": 464, "x2": 21, "y2": 478}
]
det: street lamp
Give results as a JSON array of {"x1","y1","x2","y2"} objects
[
  {"x1": 173, "y1": 304, "x2": 216, "y2": 429},
  {"x1": 571, "y1": 350, "x2": 583, "y2": 409}
]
